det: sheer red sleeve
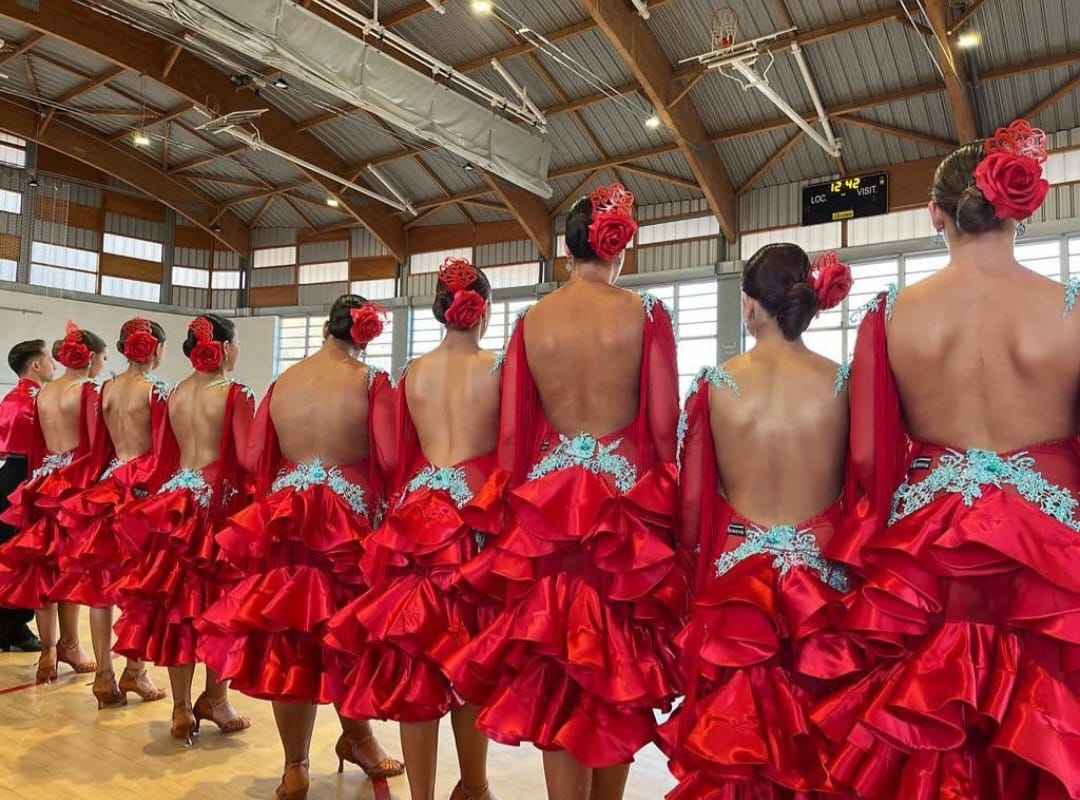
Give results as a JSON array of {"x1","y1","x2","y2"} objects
[
  {"x1": 828, "y1": 295, "x2": 908, "y2": 569},
  {"x1": 227, "y1": 384, "x2": 256, "y2": 488},
  {"x1": 387, "y1": 371, "x2": 422, "y2": 497},
  {"x1": 641, "y1": 296, "x2": 680, "y2": 464},
  {"x1": 83, "y1": 381, "x2": 115, "y2": 471},
  {"x1": 676, "y1": 375, "x2": 720, "y2": 586},
  {"x1": 245, "y1": 384, "x2": 280, "y2": 493},
  {"x1": 367, "y1": 370, "x2": 396, "y2": 493},
  {"x1": 496, "y1": 312, "x2": 541, "y2": 487}
]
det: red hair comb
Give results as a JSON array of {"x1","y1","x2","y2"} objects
[
  {"x1": 590, "y1": 183, "x2": 635, "y2": 216},
  {"x1": 190, "y1": 316, "x2": 213, "y2": 343},
  {"x1": 985, "y1": 119, "x2": 1047, "y2": 164},
  {"x1": 438, "y1": 257, "x2": 479, "y2": 293}
]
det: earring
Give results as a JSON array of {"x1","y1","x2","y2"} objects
[
  {"x1": 1015, "y1": 221, "x2": 1026, "y2": 239},
  {"x1": 933, "y1": 229, "x2": 945, "y2": 248}
]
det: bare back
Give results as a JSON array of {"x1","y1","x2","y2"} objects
[
  {"x1": 36, "y1": 374, "x2": 88, "y2": 454},
  {"x1": 525, "y1": 282, "x2": 645, "y2": 437},
  {"x1": 711, "y1": 347, "x2": 848, "y2": 527},
  {"x1": 169, "y1": 376, "x2": 231, "y2": 471},
  {"x1": 889, "y1": 266, "x2": 1080, "y2": 451},
  {"x1": 271, "y1": 348, "x2": 371, "y2": 467},
  {"x1": 102, "y1": 372, "x2": 157, "y2": 461},
  {"x1": 406, "y1": 345, "x2": 499, "y2": 467}
]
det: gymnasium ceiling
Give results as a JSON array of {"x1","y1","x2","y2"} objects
[{"x1": 0, "y1": 0, "x2": 1076, "y2": 261}]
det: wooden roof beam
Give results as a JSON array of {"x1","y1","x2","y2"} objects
[
  {"x1": 481, "y1": 171, "x2": 552, "y2": 259},
  {"x1": 38, "y1": 64, "x2": 126, "y2": 135},
  {"x1": 616, "y1": 163, "x2": 699, "y2": 190},
  {"x1": 835, "y1": 114, "x2": 956, "y2": 151},
  {"x1": 0, "y1": 0, "x2": 406, "y2": 262},
  {"x1": 107, "y1": 102, "x2": 194, "y2": 142},
  {"x1": 737, "y1": 130, "x2": 804, "y2": 196},
  {"x1": 0, "y1": 95, "x2": 248, "y2": 253},
  {"x1": 0, "y1": 32, "x2": 43, "y2": 68},
  {"x1": 582, "y1": 0, "x2": 736, "y2": 239},
  {"x1": 924, "y1": 0, "x2": 978, "y2": 141},
  {"x1": 1021, "y1": 73, "x2": 1080, "y2": 121},
  {"x1": 947, "y1": 0, "x2": 990, "y2": 36}
]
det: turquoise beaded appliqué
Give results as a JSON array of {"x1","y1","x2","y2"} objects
[
  {"x1": 490, "y1": 350, "x2": 506, "y2": 374},
  {"x1": 834, "y1": 361, "x2": 851, "y2": 397},
  {"x1": 100, "y1": 457, "x2": 126, "y2": 480},
  {"x1": 890, "y1": 448, "x2": 1080, "y2": 531},
  {"x1": 406, "y1": 465, "x2": 474, "y2": 508},
  {"x1": 32, "y1": 450, "x2": 73, "y2": 480},
  {"x1": 639, "y1": 290, "x2": 674, "y2": 322},
  {"x1": 145, "y1": 373, "x2": 171, "y2": 402},
  {"x1": 159, "y1": 468, "x2": 213, "y2": 508},
  {"x1": 529, "y1": 433, "x2": 638, "y2": 493},
  {"x1": 207, "y1": 378, "x2": 255, "y2": 402},
  {"x1": 271, "y1": 457, "x2": 368, "y2": 516},
  {"x1": 1065, "y1": 277, "x2": 1080, "y2": 318},
  {"x1": 677, "y1": 366, "x2": 740, "y2": 466},
  {"x1": 850, "y1": 284, "x2": 899, "y2": 326},
  {"x1": 715, "y1": 525, "x2": 850, "y2": 592}
]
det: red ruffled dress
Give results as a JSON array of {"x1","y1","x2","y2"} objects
[
  {"x1": 325, "y1": 366, "x2": 505, "y2": 722},
  {"x1": 657, "y1": 366, "x2": 860, "y2": 800},
  {"x1": 0, "y1": 379, "x2": 110, "y2": 609},
  {"x1": 111, "y1": 380, "x2": 254, "y2": 667},
  {"x1": 812, "y1": 287, "x2": 1080, "y2": 800},
  {"x1": 196, "y1": 370, "x2": 394, "y2": 704},
  {"x1": 444, "y1": 293, "x2": 686, "y2": 768},
  {"x1": 52, "y1": 376, "x2": 173, "y2": 608}
]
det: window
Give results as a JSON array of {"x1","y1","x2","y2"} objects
[
  {"x1": 351, "y1": 278, "x2": 396, "y2": 299},
  {"x1": 847, "y1": 209, "x2": 929, "y2": 248},
  {"x1": 408, "y1": 309, "x2": 444, "y2": 358},
  {"x1": 212, "y1": 270, "x2": 242, "y2": 290},
  {"x1": 479, "y1": 300, "x2": 534, "y2": 354},
  {"x1": 1014, "y1": 239, "x2": 1064, "y2": 278},
  {"x1": 411, "y1": 247, "x2": 471, "y2": 274},
  {"x1": 101, "y1": 276, "x2": 161, "y2": 303},
  {"x1": 638, "y1": 282, "x2": 717, "y2": 395},
  {"x1": 0, "y1": 188, "x2": 22, "y2": 215},
  {"x1": 299, "y1": 261, "x2": 349, "y2": 285},
  {"x1": 30, "y1": 264, "x2": 96, "y2": 293},
  {"x1": 253, "y1": 246, "x2": 296, "y2": 269},
  {"x1": 173, "y1": 266, "x2": 210, "y2": 289},
  {"x1": 275, "y1": 310, "x2": 394, "y2": 376},
  {"x1": 1045, "y1": 149, "x2": 1080, "y2": 186},
  {"x1": 103, "y1": 233, "x2": 163, "y2": 263},
  {"x1": 0, "y1": 259, "x2": 16, "y2": 282},
  {"x1": 739, "y1": 223, "x2": 842, "y2": 261},
  {"x1": 30, "y1": 242, "x2": 98, "y2": 292},
  {"x1": 1070, "y1": 235, "x2": 1080, "y2": 278},
  {"x1": 0, "y1": 133, "x2": 27, "y2": 168},
  {"x1": 637, "y1": 216, "x2": 720, "y2": 246},
  {"x1": 486, "y1": 263, "x2": 539, "y2": 289}
]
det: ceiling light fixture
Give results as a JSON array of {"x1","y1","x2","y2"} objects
[
  {"x1": 211, "y1": 224, "x2": 223, "y2": 233},
  {"x1": 955, "y1": 31, "x2": 981, "y2": 49},
  {"x1": 133, "y1": 131, "x2": 151, "y2": 147},
  {"x1": 463, "y1": 163, "x2": 475, "y2": 171},
  {"x1": 644, "y1": 114, "x2": 661, "y2": 129},
  {"x1": 471, "y1": 0, "x2": 493, "y2": 14},
  {"x1": 272, "y1": 76, "x2": 289, "y2": 89},
  {"x1": 27, "y1": 175, "x2": 39, "y2": 188},
  {"x1": 326, "y1": 196, "x2": 341, "y2": 207}
]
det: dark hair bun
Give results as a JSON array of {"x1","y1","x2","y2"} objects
[
  {"x1": 931, "y1": 141, "x2": 1005, "y2": 236},
  {"x1": 183, "y1": 314, "x2": 234, "y2": 357},
  {"x1": 565, "y1": 196, "x2": 597, "y2": 260},
  {"x1": 327, "y1": 295, "x2": 366, "y2": 343},
  {"x1": 433, "y1": 264, "x2": 492, "y2": 327},
  {"x1": 776, "y1": 282, "x2": 818, "y2": 339}
]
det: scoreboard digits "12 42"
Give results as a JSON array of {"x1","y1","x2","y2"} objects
[{"x1": 801, "y1": 172, "x2": 889, "y2": 226}]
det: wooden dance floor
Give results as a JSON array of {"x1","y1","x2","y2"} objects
[{"x1": 0, "y1": 621, "x2": 677, "y2": 799}]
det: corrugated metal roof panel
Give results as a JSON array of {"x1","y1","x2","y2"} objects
[
  {"x1": 232, "y1": 148, "x2": 309, "y2": 186},
  {"x1": 543, "y1": 112, "x2": 602, "y2": 171},
  {"x1": 414, "y1": 204, "x2": 469, "y2": 226},
  {"x1": 689, "y1": 56, "x2": 814, "y2": 134},
  {"x1": 978, "y1": 66, "x2": 1080, "y2": 136},
  {"x1": 468, "y1": 59, "x2": 563, "y2": 111},
  {"x1": 576, "y1": 102, "x2": 674, "y2": 157},
  {"x1": 308, "y1": 112, "x2": 406, "y2": 164},
  {"x1": 374, "y1": 157, "x2": 446, "y2": 203},
  {"x1": 393, "y1": 2, "x2": 518, "y2": 68},
  {"x1": 187, "y1": 178, "x2": 244, "y2": 204},
  {"x1": 417, "y1": 152, "x2": 488, "y2": 195},
  {"x1": 616, "y1": 171, "x2": 700, "y2": 206},
  {"x1": 0, "y1": 19, "x2": 35, "y2": 44},
  {"x1": 536, "y1": 29, "x2": 635, "y2": 99},
  {"x1": 16, "y1": 55, "x2": 87, "y2": 101},
  {"x1": 968, "y1": 0, "x2": 1078, "y2": 75},
  {"x1": 632, "y1": 150, "x2": 697, "y2": 183},
  {"x1": 785, "y1": 0, "x2": 900, "y2": 31},
  {"x1": 30, "y1": 37, "x2": 113, "y2": 77},
  {"x1": 462, "y1": 204, "x2": 514, "y2": 224},
  {"x1": 107, "y1": 70, "x2": 186, "y2": 112}
]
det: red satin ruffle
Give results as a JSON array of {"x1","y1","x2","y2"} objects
[
  {"x1": 327, "y1": 462, "x2": 499, "y2": 720},
  {"x1": 197, "y1": 474, "x2": 373, "y2": 704},
  {"x1": 817, "y1": 458, "x2": 1080, "y2": 800}
]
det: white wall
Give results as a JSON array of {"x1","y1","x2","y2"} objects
[{"x1": 0, "y1": 287, "x2": 277, "y2": 399}]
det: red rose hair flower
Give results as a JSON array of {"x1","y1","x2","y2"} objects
[
  {"x1": 121, "y1": 317, "x2": 158, "y2": 363},
  {"x1": 974, "y1": 119, "x2": 1050, "y2": 221},
  {"x1": 587, "y1": 183, "x2": 638, "y2": 260},
  {"x1": 56, "y1": 321, "x2": 91, "y2": 369},
  {"x1": 445, "y1": 289, "x2": 487, "y2": 329},
  {"x1": 188, "y1": 316, "x2": 224, "y2": 372},
  {"x1": 349, "y1": 303, "x2": 386, "y2": 348},
  {"x1": 809, "y1": 251, "x2": 853, "y2": 313}
]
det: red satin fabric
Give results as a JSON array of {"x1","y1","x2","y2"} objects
[
  {"x1": 814, "y1": 295, "x2": 1080, "y2": 800},
  {"x1": 196, "y1": 374, "x2": 393, "y2": 704},
  {"x1": 0, "y1": 381, "x2": 109, "y2": 609},
  {"x1": 327, "y1": 453, "x2": 502, "y2": 722},
  {"x1": 444, "y1": 299, "x2": 684, "y2": 768},
  {"x1": 0, "y1": 378, "x2": 38, "y2": 458},
  {"x1": 112, "y1": 382, "x2": 253, "y2": 667}
]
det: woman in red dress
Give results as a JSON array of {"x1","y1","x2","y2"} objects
[
  {"x1": 0, "y1": 323, "x2": 108, "y2": 684},
  {"x1": 111, "y1": 314, "x2": 252, "y2": 745},
  {"x1": 195, "y1": 296, "x2": 403, "y2": 800},
  {"x1": 57, "y1": 318, "x2": 170, "y2": 708},
  {"x1": 813, "y1": 120, "x2": 1080, "y2": 799},
  {"x1": 326, "y1": 261, "x2": 501, "y2": 800},
  {"x1": 445, "y1": 185, "x2": 684, "y2": 800},
  {"x1": 657, "y1": 244, "x2": 858, "y2": 799}
]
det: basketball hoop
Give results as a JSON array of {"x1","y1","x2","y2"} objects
[{"x1": 711, "y1": 6, "x2": 739, "y2": 54}]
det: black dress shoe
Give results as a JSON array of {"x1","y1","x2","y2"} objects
[{"x1": 3, "y1": 632, "x2": 42, "y2": 652}]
